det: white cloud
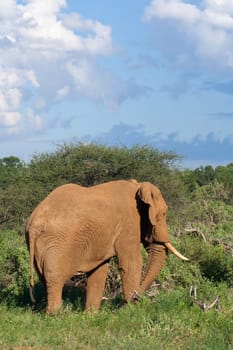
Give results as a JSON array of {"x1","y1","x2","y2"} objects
[
  {"x1": 144, "y1": 0, "x2": 233, "y2": 73},
  {"x1": 66, "y1": 59, "x2": 151, "y2": 109},
  {"x1": 204, "y1": 0, "x2": 233, "y2": 14},
  {"x1": 17, "y1": 0, "x2": 113, "y2": 55},
  {"x1": 26, "y1": 109, "x2": 44, "y2": 131},
  {"x1": 61, "y1": 13, "x2": 113, "y2": 55},
  {"x1": 55, "y1": 86, "x2": 70, "y2": 101},
  {"x1": 0, "y1": 0, "x2": 149, "y2": 141},
  {"x1": 144, "y1": 0, "x2": 201, "y2": 24},
  {"x1": 0, "y1": 67, "x2": 43, "y2": 138},
  {"x1": 1, "y1": 0, "x2": 138, "y2": 140},
  {"x1": 0, "y1": 112, "x2": 21, "y2": 127},
  {"x1": 0, "y1": 0, "x2": 17, "y2": 19},
  {"x1": 0, "y1": 67, "x2": 41, "y2": 134}
]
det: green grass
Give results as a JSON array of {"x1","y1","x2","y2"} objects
[
  {"x1": 0, "y1": 289, "x2": 232, "y2": 350},
  {"x1": 1, "y1": 230, "x2": 232, "y2": 349}
]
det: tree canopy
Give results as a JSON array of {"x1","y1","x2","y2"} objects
[
  {"x1": 0, "y1": 143, "x2": 233, "y2": 232},
  {"x1": 0, "y1": 143, "x2": 182, "y2": 229}
]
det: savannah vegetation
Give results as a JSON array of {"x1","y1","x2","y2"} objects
[{"x1": 0, "y1": 144, "x2": 232, "y2": 349}]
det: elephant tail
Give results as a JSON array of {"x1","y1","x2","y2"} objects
[{"x1": 25, "y1": 226, "x2": 36, "y2": 305}]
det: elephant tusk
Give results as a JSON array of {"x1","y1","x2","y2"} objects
[{"x1": 164, "y1": 242, "x2": 189, "y2": 261}]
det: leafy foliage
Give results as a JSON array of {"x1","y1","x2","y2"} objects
[
  {"x1": 0, "y1": 143, "x2": 182, "y2": 230},
  {"x1": 189, "y1": 239, "x2": 233, "y2": 286},
  {"x1": 0, "y1": 230, "x2": 29, "y2": 304}
]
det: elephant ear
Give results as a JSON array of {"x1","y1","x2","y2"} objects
[{"x1": 138, "y1": 182, "x2": 157, "y2": 226}]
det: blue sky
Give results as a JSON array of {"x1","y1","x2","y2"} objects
[{"x1": 1, "y1": 0, "x2": 233, "y2": 168}]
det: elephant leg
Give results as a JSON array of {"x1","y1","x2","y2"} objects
[
  {"x1": 46, "y1": 279, "x2": 64, "y2": 315},
  {"x1": 117, "y1": 248, "x2": 143, "y2": 303},
  {"x1": 44, "y1": 263, "x2": 66, "y2": 315},
  {"x1": 85, "y1": 262, "x2": 109, "y2": 311}
]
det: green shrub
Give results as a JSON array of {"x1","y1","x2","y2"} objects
[
  {"x1": 178, "y1": 237, "x2": 233, "y2": 287},
  {"x1": 0, "y1": 144, "x2": 182, "y2": 230},
  {"x1": 0, "y1": 230, "x2": 30, "y2": 305}
]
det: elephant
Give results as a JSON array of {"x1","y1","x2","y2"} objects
[{"x1": 25, "y1": 179, "x2": 188, "y2": 314}]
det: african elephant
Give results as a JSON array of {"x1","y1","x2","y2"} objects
[{"x1": 25, "y1": 179, "x2": 188, "y2": 314}]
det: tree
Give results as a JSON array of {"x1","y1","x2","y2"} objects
[
  {"x1": 215, "y1": 164, "x2": 233, "y2": 204},
  {"x1": 193, "y1": 165, "x2": 215, "y2": 186},
  {"x1": 0, "y1": 143, "x2": 183, "y2": 230}
]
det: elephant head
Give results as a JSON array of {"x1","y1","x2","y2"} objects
[{"x1": 137, "y1": 182, "x2": 188, "y2": 292}]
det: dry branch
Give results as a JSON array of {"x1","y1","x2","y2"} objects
[
  {"x1": 184, "y1": 228, "x2": 207, "y2": 242},
  {"x1": 189, "y1": 285, "x2": 221, "y2": 311}
]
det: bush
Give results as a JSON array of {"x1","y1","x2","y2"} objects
[
  {"x1": 178, "y1": 237, "x2": 233, "y2": 287},
  {"x1": 0, "y1": 144, "x2": 183, "y2": 230},
  {"x1": 0, "y1": 230, "x2": 30, "y2": 305}
]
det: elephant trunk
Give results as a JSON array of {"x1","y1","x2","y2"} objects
[
  {"x1": 140, "y1": 241, "x2": 189, "y2": 292},
  {"x1": 140, "y1": 243, "x2": 167, "y2": 292}
]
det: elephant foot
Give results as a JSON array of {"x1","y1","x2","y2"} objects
[
  {"x1": 46, "y1": 283, "x2": 63, "y2": 315},
  {"x1": 117, "y1": 292, "x2": 140, "y2": 309},
  {"x1": 46, "y1": 300, "x2": 62, "y2": 315},
  {"x1": 128, "y1": 290, "x2": 140, "y2": 303}
]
